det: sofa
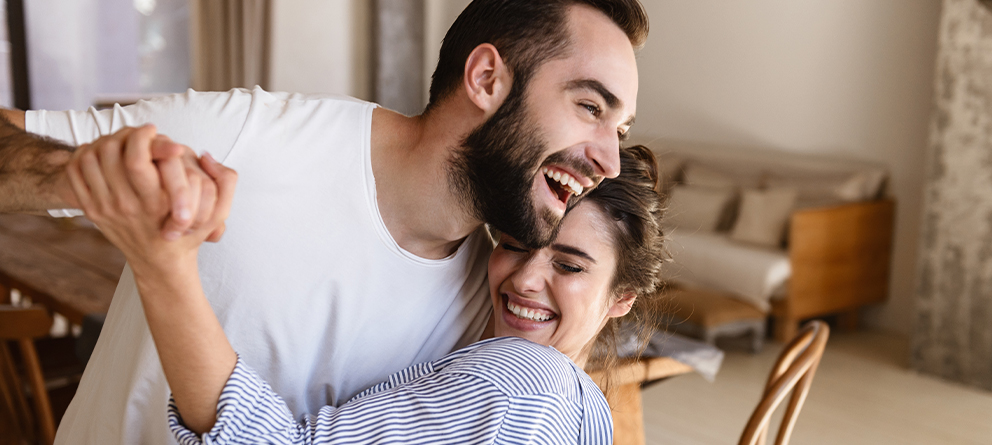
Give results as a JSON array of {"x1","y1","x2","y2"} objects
[{"x1": 646, "y1": 139, "x2": 895, "y2": 343}]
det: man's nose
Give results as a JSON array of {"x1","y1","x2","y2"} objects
[{"x1": 586, "y1": 129, "x2": 621, "y2": 178}]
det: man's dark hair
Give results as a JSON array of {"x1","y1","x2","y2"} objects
[{"x1": 425, "y1": 0, "x2": 649, "y2": 112}]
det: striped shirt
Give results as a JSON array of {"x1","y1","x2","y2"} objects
[{"x1": 168, "y1": 337, "x2": 612, "y2": 444}]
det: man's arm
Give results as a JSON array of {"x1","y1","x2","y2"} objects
[
  {"x1": 0, "y1": 109, "x2": 226, "y2": 240},
  {"x1": 0, "y1": 109, "x2": 76, "y2": 212}
]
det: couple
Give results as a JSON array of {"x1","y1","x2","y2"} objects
[
  {"x1": 69, "y1": 132, "x2": 665, "y2": 443},
  {"x1": 0, "y1": 0, "x2": 654, "y2": 443}
]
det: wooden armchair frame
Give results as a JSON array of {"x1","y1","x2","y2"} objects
[
  {"x1": 739, "y1": 320, "x2": 829, "y2": 445},
  {"x1": 0, "y1": 305, "x2": 56, "y2": 445},
  {"x1": 774, "y1": 200, "x2": 894, "y2": 341}
]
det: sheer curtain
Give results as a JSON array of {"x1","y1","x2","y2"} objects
[{"x1": 189, "y1": 0, "x2": 270, "y2": 91}]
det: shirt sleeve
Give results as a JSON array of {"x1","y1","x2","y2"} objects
[
  {"x1": 26, "y1": 88, "x2": 252, "y2": 161},
  {"x1": 27, "y1": 88, "x2": 254, "y2": 217},
  {"x1": 168, "y1": 357, "x2": 515, "y2": 445}
]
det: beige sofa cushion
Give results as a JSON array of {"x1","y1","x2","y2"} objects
[
  {"x1": 666, "y1": 185, "x2": 736, "y2": 232},
  {"x1": 730, "y1": 188, "x2": 798, "y2": 247}
]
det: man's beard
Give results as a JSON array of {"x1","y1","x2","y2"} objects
[{"x1": 449, "y1": 86, "x2": 561, "y2": 248}]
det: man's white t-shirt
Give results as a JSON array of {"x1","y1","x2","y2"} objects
[{"x1": 28, "y1": 87, "x2": 493, "y2": 445}]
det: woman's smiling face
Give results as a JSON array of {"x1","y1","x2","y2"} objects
[{"x1": 488, "y1": 200, "x2": 634, "y2": 366}]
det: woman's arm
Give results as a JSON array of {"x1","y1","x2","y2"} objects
[
  {"x1": 65, "y1": 124, "x2": 239, "y2": 433},
  {"x1": 169, "y1": 338, "x2": 603, "y2": 445}
]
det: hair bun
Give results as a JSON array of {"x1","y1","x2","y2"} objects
[{"x1": 621, "y1": 144, "x2": 660, "y2": 190}]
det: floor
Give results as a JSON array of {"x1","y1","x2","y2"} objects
[{"x1": 641, "y1": 330, "x2": 992, "y2": 445}]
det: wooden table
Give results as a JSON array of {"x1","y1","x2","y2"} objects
[
  {"x1": 589, "y1": 356, "x2": 694, "y2": 445},
  {"x1": 0, "y1": 214, "x2": 124, "y2": 325}
]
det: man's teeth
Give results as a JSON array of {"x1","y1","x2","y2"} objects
[
  {"x1": 541, "y1": 167, "x2": 584, "y2": 196},
  {"x1": 507, "y1": 300, "x2": 554, "y2": 322}
]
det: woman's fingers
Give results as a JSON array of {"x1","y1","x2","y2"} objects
[
  {"x1": 193, "y1": 173, "x2": 217, "y2": 231},
  {"x1": 100, "y1": 126, "x2": 149, "y2": 214},
  {"x1": 205, "y1": 223, "x2": 226, "y2": 243},
  {"x1": 199, "y1": 153, "x2": 237, "y2": 226},
  {"x1": 77, "y1": 146, "x2": 111, "y2": 214},
  {"x1": 125, "y1": 129, "x2": 166, "y2": 207},
  {"x1": 156, "y1": 157, "x2": 193, "y2": 241}
]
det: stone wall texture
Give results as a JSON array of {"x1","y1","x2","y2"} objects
[{"x1": 913, "y1": 0, "x2": 992, "y2": 391}]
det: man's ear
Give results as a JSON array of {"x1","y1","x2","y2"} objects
[
  {"x1": 607, "y1": 291, "x2": 637, "y2": 318},
  {"x1": 462, "y1": 43, "x2": 511, "y2": 116}
]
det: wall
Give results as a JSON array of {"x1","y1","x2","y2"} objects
[
  {"x1": 631, "y1": 0, "x2": 943, "y2": 334},
  {"x1": 268, "y1": 0, "x2": 371, "y2": 100},
  {"x1": 913, "y1": 0, "x2": 992, "y2": 391},
  {"x1": 423, "y1": 0, "x2": 471, "y2": 105}
]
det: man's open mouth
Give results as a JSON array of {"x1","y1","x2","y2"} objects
[{"x1": 541, "y1": 167, "x2": 584, "y2": 205}]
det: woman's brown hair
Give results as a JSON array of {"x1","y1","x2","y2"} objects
[{"x1": 579, "y1": 144, "x2": 669, "y2": 392}]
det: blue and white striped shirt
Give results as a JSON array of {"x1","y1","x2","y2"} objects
[{"x1": 168, "y1": 337, "x2": 612, "y2": 444}]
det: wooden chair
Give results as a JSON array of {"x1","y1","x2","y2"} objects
[
  {"x1": 739, "y1": 320, "x2": 829, "y2": 445},
  {"x1": 0, "y1": 305, "x2": 56, "y2": 445}
]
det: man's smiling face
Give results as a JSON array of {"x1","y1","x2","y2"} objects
[{"x1": 456, "y1": 5, "x2": 639, "y2": 248}]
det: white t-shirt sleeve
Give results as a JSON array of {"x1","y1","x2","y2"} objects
[
  {"x1": 25, "y1": 88, "x2": 253, "y2": 160},
  {"x1": 26, "y1": 88, "x2": 254, "y2": 216}
]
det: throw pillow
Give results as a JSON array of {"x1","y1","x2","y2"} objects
[
  {"x1": 665, "y1": 185, "x2": 736, "y2": 233},
  {"x1": 730, "y1": 188, "x2": 799, "y2": 247}
]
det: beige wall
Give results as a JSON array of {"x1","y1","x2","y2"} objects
[
  {"x1": 423, "y1": 0, "x2": 472, "y2": 105},
  {"x1": 268, "y1": 0, "x2": 371, "y2": 100},
  {"x1": 631, "y1": 0, "x2": 943, "y2": 334}
]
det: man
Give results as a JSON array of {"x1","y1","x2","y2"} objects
[{"x1": 0, "y1": 1, "x2": 645, "y2": 443}]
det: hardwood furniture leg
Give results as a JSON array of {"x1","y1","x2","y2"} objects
[
  {"x1": 838, "y1": 310, "x2": 859, "y2": 332},
  {"x1": 775, "y1": 316, "x2": 798, "y2": 343},
  {"x1": 751, "y1": 321, "x2": 766, "y2": 353},
  {"x1": 20, "y1": 337, "x2": 55, "y2": 444},
  {"x1": 609, "y1": 382, "x2": 645, "y2": 445},
  {"x1": 0, "y1": 341, "x2": 34, "y2": 442}
]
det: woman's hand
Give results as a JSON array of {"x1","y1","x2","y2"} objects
[
  {"x1": 65, "y1": 125, "x2": 237, "y2": 277},
  {"x1": 68, "y1": 125, "x2": 240, "y2": 433}
]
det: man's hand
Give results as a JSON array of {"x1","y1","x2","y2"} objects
[{"x1": 67, "y1": 125, "x2": 228, "y2": 241}]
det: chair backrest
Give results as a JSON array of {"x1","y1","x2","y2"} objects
[
  {"x1": 738, "y1": 320, "x2": 830, "y2": 445},
  {"x1": 0, "y1": 305, "x2": 56, "y2": 445}
]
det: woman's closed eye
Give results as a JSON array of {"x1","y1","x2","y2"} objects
[{"x1": 555, "y1": 262, "x2": 584, "y2": 274}]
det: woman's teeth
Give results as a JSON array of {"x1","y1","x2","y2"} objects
[
  {"x1": 507, "y1": 300, "x2": 554, "y2": 322},
  {"x1": 542, "y1": 167, "x2": 583, "y2": 196}
]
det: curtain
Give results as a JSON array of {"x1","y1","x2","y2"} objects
[
  {"x1": 189, "y1": 0, "x2": 270, "y2": 91},
  {"x1": 913, "y1": 0, "x2": 992, "y2": 391},
  {"x1": 373, "y1": 0, "x2": 424, "y2": 115}
]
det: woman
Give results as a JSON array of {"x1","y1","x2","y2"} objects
[{"x1": 67, "y1": 136, "x2": 666, "y2": 444}]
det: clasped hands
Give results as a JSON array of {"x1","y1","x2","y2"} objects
[{"x1": 65, "y1": 125, "x2": 237, "y2": 275}]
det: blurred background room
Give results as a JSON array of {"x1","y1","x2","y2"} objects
[{"x1": 1, "y1": 0, "x2": 991, "y2": 444}]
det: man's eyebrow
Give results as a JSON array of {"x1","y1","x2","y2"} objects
[
  {"x1": 565, "y1": 79, "x2": 622, "y2": 110},
  {"x1": 551, "y1": 243, "x2": 597, "y2": 264}
]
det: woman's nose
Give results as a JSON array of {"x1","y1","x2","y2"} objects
[{"x1": 510, "y1": 260, "x2": 548, "y2": 295}]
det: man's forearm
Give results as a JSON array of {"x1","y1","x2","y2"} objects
[{"x1": 0, "y1": 110, "x2": 75, "y2": 212}]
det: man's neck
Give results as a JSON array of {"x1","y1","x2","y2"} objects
[{"x1": 370, "y1": 103, "x2": 485, "y2": 260}]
